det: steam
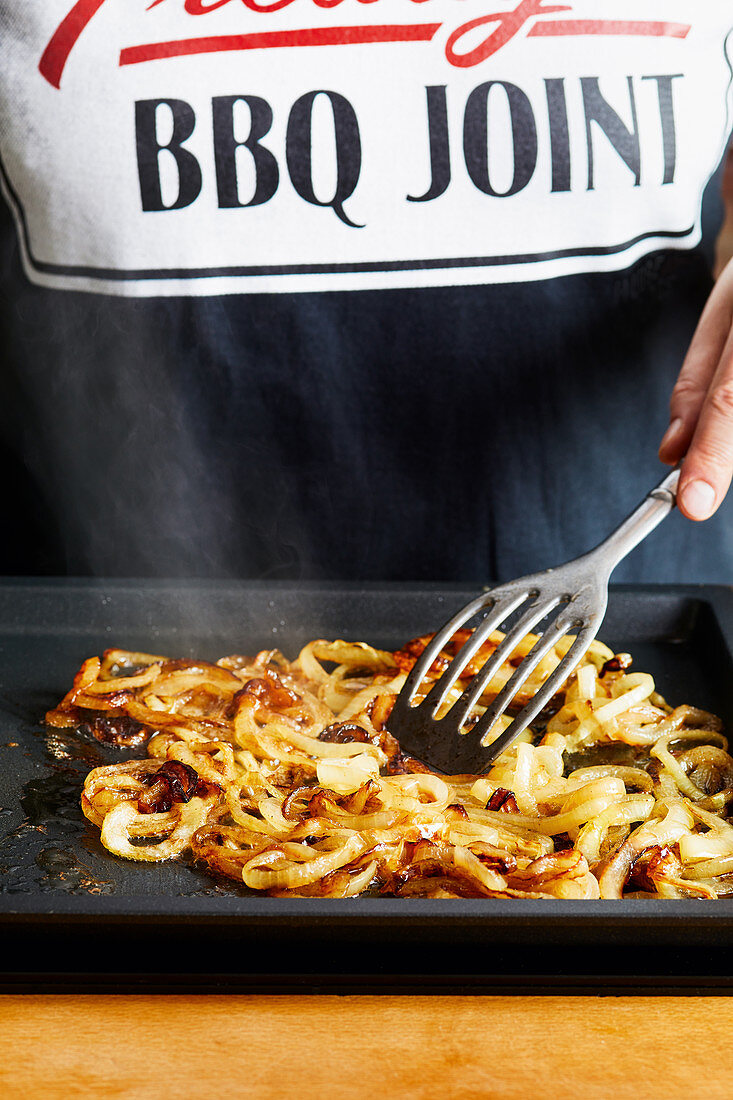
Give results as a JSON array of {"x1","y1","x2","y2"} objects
[{"x1": 0, "y1": 249, "x2": 314, "y2": 582}]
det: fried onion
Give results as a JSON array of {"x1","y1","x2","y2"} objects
[{"x1": 43, "y1": 629, "x2": 733, "y2": 900}]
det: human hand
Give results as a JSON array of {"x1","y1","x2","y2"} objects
[{"x1": 659, "y1": 257, "x2": 733, "y2": 520}]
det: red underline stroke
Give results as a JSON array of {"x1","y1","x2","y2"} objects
[
  {"x1": 119, "y1": 24, "x2": 442, "y2": 66},
  {"x1": 528, "y1": 20, "x2": 690, "y2": 39}
]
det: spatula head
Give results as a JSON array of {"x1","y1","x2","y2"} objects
[{"x1": 388, "y1": 569, "x2": 607, "y2": 774}]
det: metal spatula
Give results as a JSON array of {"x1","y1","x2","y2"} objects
[{"x1": 388, "y1": 468, "x2": 680, "y2": 774}]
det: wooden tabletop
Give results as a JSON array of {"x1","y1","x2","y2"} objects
[{"x1": 2, "y1": 994, "x2": 731, "y2": 1099}]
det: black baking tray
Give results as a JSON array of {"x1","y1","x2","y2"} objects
[{"x1": 2, "y1": 578, "x2": 733, "y2": 995}]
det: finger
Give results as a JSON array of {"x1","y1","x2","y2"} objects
[
  {"x1": 677, "y1": 324, "x2": 733, "y2": 520},
  {"x1": 659, "y1": 264, "x2": 733, "y2": 465}
]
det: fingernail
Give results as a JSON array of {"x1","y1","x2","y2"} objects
[
  {"x1": 681, "y1": 479, "x2": 716, "y2": 520},
  {"x1": 660, "y1": 417, "x2": 683, "y2": 453}
]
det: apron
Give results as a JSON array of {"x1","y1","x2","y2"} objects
[{"x1": 1, "y1": 1, "x2": 732, "y2": 580}]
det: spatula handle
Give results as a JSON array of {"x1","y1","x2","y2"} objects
[{"x1": 590, "y1": 468, "x2": 680, "y2": 576}]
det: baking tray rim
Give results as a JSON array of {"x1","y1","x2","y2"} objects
[
  {"x1": 3, "y1": 576, "x2": 733, "y2": 597},
  {"x1": 5, "y1": 894, "x2": 733, "y2": 924}
]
